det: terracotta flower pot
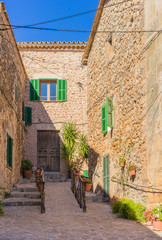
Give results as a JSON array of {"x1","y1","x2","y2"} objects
[
  {"x1": 145, "y1": 221, "x2": 152, "y2": 226},
  {"x1": 75, "y1": 175, "x2": 79, "y2": 180},
  {"x1": 129, "y1": 169, "x2": 136, "y2": 176},
  {"x1": 24, "y1": 170, "x2": 31, "y2": 179},
  {"x1": 85, "y1": 183, "x2": 92, "y2": 192},
  {"x1": 120, "y1": 162, "x2": 125, "y2": 167},
  {"x1": 153, "y1": 220, "x2": 162, "y2": 231}
]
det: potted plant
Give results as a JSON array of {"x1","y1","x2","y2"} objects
[
  {"x1": 127, "y1": 163, "x2": 136, "y2": 176},
  {"x1": 37, "y1": 179, "x2": 44, "y2": 192},
  {"x1": 74, "y1": 169, "x2": 80, "y2": 179},
  {"x1": 22, "y1": 159, "x2": 33, "y2": 179},
  {"x1": 83, "y1": 178, "x2": 92, "y2": 192},
  {"x1": 119, "y1": 156, "x2": 126, "y2": 167},
  {"x1": 143, "y1": 209, "x2": 155, "y2": 226},
  {"x1": 152, "y1": 204, "x2": 162, "y2": 231}
]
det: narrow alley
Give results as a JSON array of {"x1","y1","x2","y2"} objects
[{"x1": 0, "y1": 182, "x2": 161, "y2": 240}]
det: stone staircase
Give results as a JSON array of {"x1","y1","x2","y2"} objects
[{"x1": 3, "y1": 183, "x2": 41, "y2": 207}]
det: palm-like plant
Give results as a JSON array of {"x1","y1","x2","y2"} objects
[
  {"x1": 78, "y1": 133, "x2": 88, "y2": 158},
  {"x1": 62, "y1": 122, "x2": 78, "y2": 167}
]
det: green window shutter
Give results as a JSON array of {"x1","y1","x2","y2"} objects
[
  {"x1": 25, "y1": 107, "x2": 32, "y2": 125},
  {"x1": 22, "y1": 101, "x2": 25, "y2": 121},
  {"x1": 30, "y1": 79, "x2": 40, "y2": 101},
  {"x1": 102, "y1": 105, "x2": 107, "y2": 133},
  {"x1": 7, "y1": 134, "x2": 13, "y2": 168},
  {"x1": 15, "y1": 83, "x2": 18, "y2": 102},
  {"x1": 9, "y1": 138, "x2": 13, "y2": 168},
  {"x1": 83, "y1": 170, "x2": 89, "y2": 178},
  {"x1": 106, "y1": 98, "x2": 113, "y2": 128},
  {"x1": 57, "y1": 79, "x2": 67, "y2": 101},
  {"x1": 7, "y1": 134, "x2": 10, "y2": 166}
]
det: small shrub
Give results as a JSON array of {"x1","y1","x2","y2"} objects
[
  {"x1": 0, "y1": 193, "x2": 4, "y2": 216},
  {"x1": 112, "y1": 201, "x2": 122, "y2": 213},
  {"x1": 111, "y1": 197, "x2": 146, "y2": 222}
]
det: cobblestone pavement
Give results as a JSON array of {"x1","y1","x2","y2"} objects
[{"x1": 0, "y1": 182, "x2": 162, "y2": 240}]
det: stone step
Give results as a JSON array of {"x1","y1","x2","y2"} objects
[
  {"x1": 10, "y1": 192, "x2": 41, "y2": 199},
  {"x1": 13, "y1": 183, "x2": 38, "y2": 192},
  {"x1": 3, "y1": 198, "x2": 41, "y2": 206}
]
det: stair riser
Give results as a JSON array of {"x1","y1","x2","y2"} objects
[
  {"x1": 4, "y1": 202, "x2": 41, "y2": 206},
  {"x1": 11, "y1": 194, "x2": 41, "y2": 199},
  {"x1": 14, "y1": 188, "x2": 38, "y2": 192}
]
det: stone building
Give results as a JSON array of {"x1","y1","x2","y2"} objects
[
  {"x1": 0, "y1": 2, "x2": 26, "y2": 191},
  {"x1": 18, "y1": 41, "x2": 88, "y2": 178},
  {"x1": 82, "y1": 0, "x2": 162, "y2": 207}
]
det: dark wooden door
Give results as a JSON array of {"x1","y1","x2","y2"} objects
[{"x1": 37, "y1": 131, "x2": 60, "y2": 172}]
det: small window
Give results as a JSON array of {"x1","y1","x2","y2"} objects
[
  {"x1": 40, "y1": 81, "x2": 57, "y2": 101},
  {"x1": 7, "y1": 134, "x2": 13, "y2": 168},
  {"x1": 30, "y1": 79, "x2": 66, "y2": 101}
]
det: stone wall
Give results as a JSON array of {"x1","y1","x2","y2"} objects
[
  {"x1": 0, "y1": 3, "x2": 26, "y2": 191},
  {"x1": 19, "y1": 44, "x2": 88, "y2": 174},
  {"x1": 145, "y1": 0, "x2": 162, "y2": 208},
  {"x1": 86, "y1": 0, "x2": 150, "y2": 206}
]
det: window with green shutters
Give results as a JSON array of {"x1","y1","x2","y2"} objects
[
  {"x1": 7, "y1": 134, "x2": 13, "y2": 168},
  {"x1": 101, "y1": 98, "x2": 113, "y2": 133},
  {"x1": 25, "y1": 107, "x2": 32, "y2": 125}
]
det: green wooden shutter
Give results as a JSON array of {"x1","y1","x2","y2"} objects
[
  {"x1": 57, "y1": 79, "x2": 67, "y2": 101},
  {"x1": 9, "y1": 138, "x2": 13, "y2": 168},
  {"x1": 25, "y1": 107, "x2": 32, "y2": 125},
  {"x1": 15, "y1": 83, "x2": 18, "y2": 102},
  {"x1": 106, "y1": 98, "x2": 113, "y2": 128},
  {"x1": 7, "y1": 134, "x2": 10, "y2": 166},
  {"x1": 102, "y1": 105, "x2": 107, "y2": 133},
  {"x1": 22, "y1": 101, "x2": 25, "y2": 121},
  {"x1": 30, "y1": 79, "x2": 40, "y2": 101},
  {"x1": 103, "y1": 155, "x2": 110, "y2": 199}
]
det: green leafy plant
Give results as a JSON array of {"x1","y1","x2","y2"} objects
[
  {"x1": 62, "y1": 122, "x2": 78, "y2": 167},
  {"x1": 78, "y1": 133, "x2": 88, "y2": 158},
  {"x1": 112, "y1": 198, "x2": 146, "y2": 222},
  {"x1": 127, "y1": 163, "x2": 136, "y2": 171},
  {"x1": 37, "y1": 179, "x2": 44, "y2": 185},
  {"x1": 22, "y1": 159, "x2": 33, "y2": 171},
  {"x1": 0, "y1": 187, "x2": 4, "y2": 216},
  {"x1": 82, "y1": 178, "x2": 92, "y2": 183},
  {"x1": 119, "y1": 157, "x2": 126, "y2": 163},
  {"x1": 152, "y1": 204, "x2": 162, "y2": 220}
]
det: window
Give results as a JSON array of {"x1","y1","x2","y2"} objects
[
  {"x1": 7, "y1": 134, "x2": 13, "y2": 168},
  {"x1": 30, "y1": 79, "x2": 67, "y2": 101},
  {"x1": 40, "y1": 81, "x2": 57, "y2": 101},
  {"x1": 101, "y1": 97, "x2": 113, "y2": 133}
]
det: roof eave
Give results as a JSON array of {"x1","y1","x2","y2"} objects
[{"x1": 82, "y1": 0, "x2": 106, "y2": 65}]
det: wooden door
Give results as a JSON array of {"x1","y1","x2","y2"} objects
[
  {"x1": 37, "y1": 131, "x2": 60, "y2": 172},
  {"x1": 103, "y1": 155, "x2": 110, "y2": 200}
]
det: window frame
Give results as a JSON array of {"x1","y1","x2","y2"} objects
[{"x1": 40, "y1": 79, "x2": 57, "y2": 102}]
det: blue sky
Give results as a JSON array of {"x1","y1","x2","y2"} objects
[{"x1": 3, "y1": 0, "x2": 99, "y2": 42}]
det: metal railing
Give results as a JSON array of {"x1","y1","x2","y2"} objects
[{"x1": 71, "y1": 169, "x2": 86, "y2": 212}]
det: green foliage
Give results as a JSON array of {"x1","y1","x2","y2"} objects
[
  {"x1": 112, "y1": 198, "x2": 146, "y2": 222},
  {"x1": 119, "y1": 156, "x2": 126, "y2": 163},
  {"x1": 22, "y1": 159, "x2": 33, "y2": 171},
  {"x1": 152, "y1": 204, "x2": 162, "y2": 220},
  {"x1": 78, "y1": 133, "x2": 88, "y2": 158},
  {"x1": 0, "y1": 190, "x2": 4, "y2": 216},
  {"x1": 62, "y1": 122, "x2": 78, "y2": 167}
]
